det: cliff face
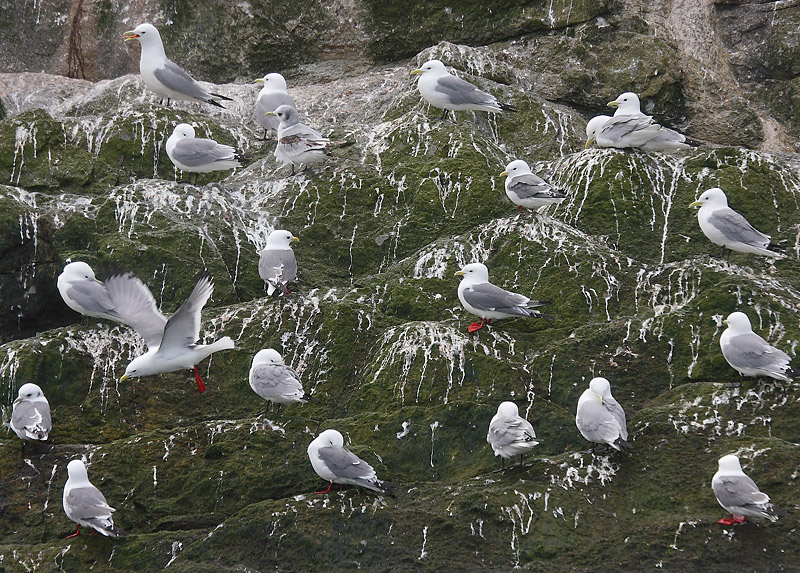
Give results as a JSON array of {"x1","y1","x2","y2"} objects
[{"x1": 1, "y1": 1, "x2": 799, "y2": 571}]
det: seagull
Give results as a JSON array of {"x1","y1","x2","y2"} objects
[
  {"x1": 109, "y1": 272, "x2": 234, "y2": 393},
  {"x1": 122, "y1": 23, "x2": 232, "y2": 108},
  {"x1": 690, "y1": 187, "x2": 784, "y2": 259},
  {"x1": 266, "y1": 105, "x2": 348, "y2": 175},
  {"x1": 575, "y1": 377, "x2": 632, "y2": 451},
  {"x1": 57, "y1": 262, "x2": 122, "y2": 323},
  {"x1": 258, "y1": 229, "x2": 298, "y2": 296},
  {"x1": 486, "y1": 401, "x2": 541, "y2": 471},
  {"x1": 720, "y1": 311, "x2": 794, "y2": 382},
  {"x1": 584, "y1": 113, "x2": 662, "y2": 149},
  {"x1": 454, "y1": 263, "x2": 552, "y2": 333},
  {"x1": 307, "y1": 429, "x2": 395, "y2": 495},
  {"x1": 712, "y1": 454, "x2": 786, "y2": 525},
  {"x1": 63, "y1": 460, "x2": 128, "y2": 538},
  {"x1": 10, "y1": 383, "x2": 51, "y2": 453},
  {"x1": 411, "y1": 59, "x2": 516, "y2": 121},
  {"x1": 254, "y1": 73, "x2": 296, "y2": 140},
  {"x1": 166, "y1": 123, "x2": 241, "y2": 184},
  {"x1": 501, "y1": 160, "x2": 566, "y2": 213},
  {"x1": 249, "y1": 348, "x2": 313, "y2": 409},
  {"x1": 608, "y1": 92, "x2": 689, "y2": 150}
]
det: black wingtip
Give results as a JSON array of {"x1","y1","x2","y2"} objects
[
  {"x1": 379, "y1": 481, "x2": 399, "y2": 497},
  {"x1": 111, "y1": 526, "x2": 129, "y2": 538},
  {"x1": 615, "y1": 437, "x2": 633, "y2": 450},
  {"x1": 209, "y1": 92, "x2": 234, "y2": 102},
  {"x1": 302, "y1": 392, "x2": 318, "y2": 402},
  {"x1": 206, "y1": 98, "x2": 226, "y2": 109},
  {"x1": 500, "y1": 103, "x2": 518, "y2": 112}
]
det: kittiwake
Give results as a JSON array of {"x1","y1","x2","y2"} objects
[
  {"x1": 720, "y1": 311, "x2": 794, "y2": 382},
  {"x1": 712, "y1": 454, "x2": 786, "y2": 525},
  {"x1": 575, "y1": 377, "x2": 632, "y2": 451},
  {"x1": 487, "y1": 401, "x2": 540, "y2": 470},
  {"x1": 258, "y1": 229, "x2": 298, "y2": 296},
  {"x1": 501, "y1": 159, "x2": 566, "y2": 213},
  {"x1": 254, "y1": 73, "x2": 296, "y2": 140},
  {"x1": 166, "y1": 123, "x2": 241, "y2": 184},
  {"x1": 608, "y1": 92, "x2": 689, "y2": 150},
  {"x1": 249, "y1": 348, "x2": 313, "y2": 407},
  {"x1": 10, "y1": 383, "x2": 51, "y2": 450},
  {"x1": 307, "y1": 429, "x2": 395, "y2": 495},
  {"x1": 57, "y1": 262, "x2": 123, "y2": 323},
  {"x1": 266, "y1": 105, "x2": 348, "y2": 175},
  {"x1": 63, "y1": 460, "x2": 128, "y2": 538}
]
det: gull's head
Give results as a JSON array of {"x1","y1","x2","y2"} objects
[
  {"x1": 717, "y1": 454, "x2": 744, "y2": 475},
  {"x1": 62, "y1": 261, "x2": 97, "y2": 281},
  {"x1": 67, "y1": 459, "x2": 89, "y2": 482},
  {"x1": 496, "y1": 401, "x2": 519, "y2": 418},
  {"x1": 253, "y1": 348, "x2": 284, "y2": 366},
  {"x1": 266, "y1": 104, "x2": 299, "y2": 126},
  {"x1": 313, "y1": 429, "x2": 344, "y2": 450},
  {"x1": 589, "y1": 377, "x2": 612, "y2": 401},
  {"x1": 123, "y1": 23, "x2": 161, "y2": 45},
  {"x1": 14, "y1": 383, "x2": 46, "y2": 405},
  {"x1": 454, "y1": 262, "x2": 490, "y2": 283},
  {"x1": 608, "y1": 92, "x2": 641, "y2": 114},
  {"x1": 255, "y1": 73, "x2": 288, "y2": 91},
  {"x1": 120, "y1": 354, "x2": 158, "y2": 382},
  {"x1": 411, "y1": 59, "x2": 447, "y2": 77},
  {"x1": 724, "y1": 311, "x2": 753, "y2": 333},
  {"x1": 501, "y1": 159, "x2": 532, "y2": 178},
  {"x1": 266, "y1": 229, "x2": 298, "y2": 249},
  {"x1": 172, "y1": 123, "x2": 196, "y2": 140},
  {"x1": 690, "y1": 187, "x2": 727, "y2": 209},
  {"x1": 585, "y1": 115, "x2": 611, "y2": 148}
]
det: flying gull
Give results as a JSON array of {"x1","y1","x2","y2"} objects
[
  {"x1": 720, "y1": 311, "x2": 794, "y2": 382},
  {"x1": 411, "y1": 59, "x2": 516, "y2": 121},
  {"x1": 575, "y1": 377, "x2": 632, "y2": 451},
  {"x1": 63, "y1": 459, "x2": 128, "y2": 538},
  {"x1": 123, "y1": 23, "x2": 232, "y2": 107},
  {"x1": 486, "y1": 401, "x2": 540, "y2": 471},
  {"x1": 108, "y1": 272, "x2": 234, "y2": 393},
  {"x1": 249, "y1": 348, "x2": 313, "y2": 408},
  {"x1": 501, "y1": 159, "x2": 565, "y2": 213},
  {"x1": 712, "y1": 454, "x2": 786, "y2": 525},
  {"x1": 608, "y1": 92, "x2": 689, "y2": 151},
  {"x1": 266, "y1": 105, "x2": 348, "y2": 175},
  {"x1": 166, "y1": 123, "x2": 241, "y2": 184},
  {"x1": 258, "y1": 229, "x2": 299, "y2": 296},
  {"x1": 455, "y1": 263, "x2": 552, "y2": 333},
  {"x1": 307, "y1": 429, "x2": 395, "y2": 495},
  {"x1": 57, "y1": 261, "x2": 122, "y2": 323},
  {"x1": 254, "y1": 73, "x2": 296, "y2": 140},
  {"x1": 10, "y1": 383, "x2": 51, "y2": 452}
]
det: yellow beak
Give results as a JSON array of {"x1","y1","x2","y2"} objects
[
  {"x1": 607, "y1": 101, "x2": 620, "y2": 108},
  {"x1": 265, "y1": 111, "x2": 276, "y2": 117},
  {"x1": 254, "y1": 78, "x2": 265, "y2": 84},
  {"x1": 500, "y1": 171, "x2": 508, "y2": 177},
  {"x1": 119, "y1": 374, "x2": 130, "y2": 382},
  {"x1": 122, "y1": 31, "x2": 138, "y2": 42},
  {"x1": 454, "y1": 270, "x2": 464, "y2": 276},
  {"x1": 723, "y1": 319, "x2": 729, "y2": 326},
  {"x1": 291, "y1": 237, "x2": 299, "y2": 243},
  {"x1": 689, "y1": 200, "x2": 702, "y2": 208},
  {"x1": 585, "y1": 138, "x2": 595, "y2": 149},
  {"x1": 410, "y1": 69, "x2": 423, "y2": 75},
  {"x1": 13, "y1": 396, "x2": 21, "y2": 405}
]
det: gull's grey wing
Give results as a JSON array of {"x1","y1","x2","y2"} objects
[
  {"x1": 171, "y1": 138, "x2": 236, "y2": 167},
  {"x1": 250, "y1": 363, "x2": 303, "y2": 397},
  {"x1": 104, "y1": 273, "x2": 167, "y2": 348},
  {"x1": 157, "y1": 275, "x2": 213, "y2": 355},
  {"x1": 577, "y1": 400, "x2": 620, "y2": 444},
  {"x1": 12, "y1": 402, "x2": 51, "y2": 439},
  {"x1": 600, "y1": 115, "x2": 659, "y2": 141},
  {"x1": 256, "y1": 93, "x2": 296, "y2": 130},
  {"x1": 280, "y1": 122, "x2": 325, "y2": 142},
  {"x1": 462, "y1": 282, "x2": 530, "y2": 314},
  {"x1": 153, "y1": 59, "x2": 210, "y2": 100},
  {"x1": 508, "y1": 173, "x2": 565, "y2": 200},
  {"x1": 67, "y1": 281, "x2": 120, "y2": 318},
  {"x1": 708, "y1": 208, "x2": 770, "y2": 247},
  {"x1": 725, "y1": 332, "x2": 791, "y2": 369},
  {"x1": 436, "y1": 75, "x2": 493, "y2": 106},
  {"x1": 713, "y1": 475, "x2": 769, "y2": 509},
  {"x1": 317, "y1": 446, "x2": 376, "y2": 481},
  {"x1": 65, "y1": 486, "x2": 114, "y2": 520},
  {"x1": 488, "y1": 418, "x2": 536, "y2": 448},
  {"x1": 258, "y1": 249, "x2": 297, "y2": 285},
  {"x1": 602, "y1": 397, "x2": 628, "y2": 441}
]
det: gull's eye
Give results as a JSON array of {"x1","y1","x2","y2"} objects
[{"x1": 623, "y1": 98, "x2": 628, "y2": 101}]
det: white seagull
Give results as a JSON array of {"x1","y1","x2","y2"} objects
[
  {"x1": 584, "y1": 113, "x2": 662, "y2": 149},
  {"x1": 57, "y1": 262, "x2": 122, "y2": 323},
  {"x1": 486, "y1": 401, "x2": 541, "y2": 470},
  {"x1": 10, "y1": 383, "x2": 51, "y2": 450},
  {"x1": 254, "y1": 73, "x2": 297, "y2": 140},
  {"x1": 258, "y1": 229, "x2": 299, "y2": 296},
  {"x1": 455, "y1": 263, "x2": 552, "y2": 333},
  {"x1": 690, "y1": 187, "x2": 784, "y2": 259},
  {"x1": 720, "y1": 311, "x2": 794, "y2": 382},
  {"x1": 110, "y1": 272, "x2": 234, "y2": 393},
  {"x1": 307, "y1": 429, "x2": 395, "y2": 495},
  {"x1": 575, "y1": 377, "x2": 632, "y2": 451},
  {"x1": 267, "y1": 105, "x2": 348, "y2": 175},
  {"x1": 411, "y1": 59, "x2": 516, "y2": 121},
  {"x1": 123, "y1": 23, "x2": 232, "y2": 107},
  {"x1": 608, "y1": 92, "x2": 689, "y2": 150},
  {"x1": 501, "y1": 159, "x2": 566, "y2": 213},
  {"x1": 712, "y1": 454, "x2": 786, "y2": 525},
  {"x1": 166, "y1": 123, "x2": 241, "y2": 184},
  {"x1": 249, "y1": 348, "x2": 313, "y2": 407},
  {"x1": 63, "y1": 460, "x2": 128, "y2": 538}
]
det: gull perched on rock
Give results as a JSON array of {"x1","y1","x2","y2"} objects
[
  {"x1": 690, "y1": 187, "x2": 784, "y2": 259},
  {"x1": 266, "y1": 105, "x2": 348, "y2": 175},
  {"x1": 109, "y1": 272, "x2": 234, "y2": 393},
  {"x1": 501, "y1": 160, "x2": 566, "y2": 213},
  {"x1": 411, "y1": 59, "x2": 517, "y2": 121},
  {"x1": 123, "y1": 23, "x2": 232, "y2": 108},
  {"x1": 720, "y1": 311, "x2": 794, "y2": 382},
  {"x1": 575, "y1": 377, "x2": 632, "y2": 451},
  {"x1": 585, "y1": 113, "x2": 662, "y2": 149},
  {"x1": 712, "y1": 454, "x2": 786, "y2": 525},
  {"x1": 57, "y1": 262, "x2": 122, "y2": 323},
  {"x1": 608, "y1": 92, "x2": 689, "y2": 151},
  {"x1": 254, "y1": 73, "x2": 297, "y2": 140},
  {"x1": 487, "y1": 401, "x2": 540, "y2": 471},
  {"x1": 249, "y1": 348, "x2": 313, "y2": 408},
  {"x1": 455, "y1": 263, "x2": 552, "y2": 333},
  {"x1": 63, "y1": 460, "x2": 128, "y2": 539},
  {"x1": 307, "y1": 429, "x2": 395, "y2": 495},
  {"x1": 166, "y1": 123, "x2": 241, "y2": 184},
  {"x1": 258, "y1": 229, "x2": 299, "y2": 296},
  {"x1": 10, "y1": 383, "x2": 51, "y2": 452}
]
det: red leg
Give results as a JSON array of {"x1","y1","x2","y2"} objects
[
  {"x1": 66, "y1": 525, "x2": 81, "y2": 538},
  {"x1": 194, "y1": 367, "x2": 207, "y2": 394},
  {"x1": 518, "y1": 205, "x2": 523, "y2": 213},
  {"x1": 733, "y1": 515, "x2": 746, "y2": 524},
  {"x1": 315, "y1": 482, "x2": 333, "y2": 494},
  {"x1": 338, "y1": 484, "x2": 344, "y2": 491},
  {"x1": 467, "y1": 318, "x2": 486, "y2": 333},
  {"x1": 89, "y1": 529, "x2": 95, "y2": 536},
  {"x1": 717, "y1": 514, "x2": 735, "y2": 525}
]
